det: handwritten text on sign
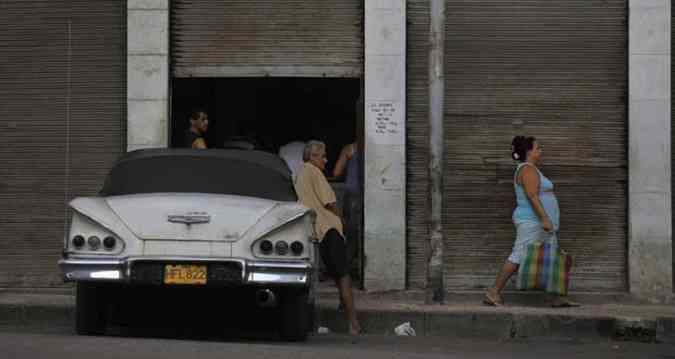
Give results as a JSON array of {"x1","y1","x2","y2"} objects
[{"x1": 368, "y1": 101, "x2": 402, "y2": 144}]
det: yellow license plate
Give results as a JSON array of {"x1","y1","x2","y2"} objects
[{"x1": 164, "y1": 264, "x2": 207, "y2": 285}]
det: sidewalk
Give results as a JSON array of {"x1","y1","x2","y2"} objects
[
  {"x1": 0, "y1": 288, "x2": 673, "y2": 343},
  {"x1": 317, "y1": 286, "x2": 675, "y2": 343}
]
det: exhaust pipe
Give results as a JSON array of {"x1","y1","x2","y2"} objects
[{"x1": 256, "y1": 289, "x2": 277, "y2": 308}]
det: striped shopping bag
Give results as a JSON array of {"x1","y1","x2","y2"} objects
[{"x1": 516, "y1": 241, "x2": 573, "y2": 295}]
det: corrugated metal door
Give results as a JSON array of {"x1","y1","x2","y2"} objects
[
  {"x1": 171, "y1": 0, "x2": 363, "y2": 77},
  {"x1": 406, "y1": 0, "x2": 628, "y2": 291},
  {"x1": 406, "y1": 1, "x2": 431, "y2": 290},
  {"x1": 0, "y1": 1, "x2": 126, "y2": 290}
]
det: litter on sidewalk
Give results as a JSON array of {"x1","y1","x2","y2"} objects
[{"x1": 394, "y1": 322, "x2": 416, "y2": 336}]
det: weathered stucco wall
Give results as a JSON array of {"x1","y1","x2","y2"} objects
[
  {"x1": 628, "y1": 0, "x2": 673, "y2": 302},
  {"x1": 363, "y1": 0, "x2": 407, "y2": 291}
]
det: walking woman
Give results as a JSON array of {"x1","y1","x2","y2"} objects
[{"x1": 484, "y1": 136, "x2": 578, "y2": 307}]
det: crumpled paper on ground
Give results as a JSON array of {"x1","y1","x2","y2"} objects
[{"x1": 394, "y1": 322, "x2": 416, "y2": 336}]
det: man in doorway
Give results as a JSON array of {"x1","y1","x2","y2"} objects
[
  {"x1": 294, "y1": 140, "x2": 361, "y2": 335},
  {"x1": 332, "y1": 141, "x2": 362, "y2": 283},
  {"x1": 185, "y1": 109, "x2": 209, "y2": 149}
]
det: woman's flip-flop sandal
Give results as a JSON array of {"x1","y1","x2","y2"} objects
[{"x1": 483, "y1": 292, "x2": 503, "y2": 307}]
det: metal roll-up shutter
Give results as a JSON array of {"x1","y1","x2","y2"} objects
[
  {"x1": 441, "y1": 1, "x2": 628, "y2": 291},
  {"x1": 0, "y1": 1, "x2": 125, "y2": 290},
  {"x1": 406, "y1": 1, "x2": 431, "y2": 289},
  {"x1": 171, "y1": 0, "x2": 363, "y2": 78}
]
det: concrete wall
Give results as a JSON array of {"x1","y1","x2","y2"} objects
[
  {"x1": 363, "y1": 1, "x2": 407, "y2": 291},
  {"x1": 127, "y1": 0, "x2": 169, "y2": 151},
  {"x1": 628, "y1": 0, "x2": 673, "y2": 303}
]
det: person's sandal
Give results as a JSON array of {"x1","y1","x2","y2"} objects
[
  {"x1": 551, "y1": 297, "x2": 580, "y2": 308},
  {"x1": 483, "y1": 291, "x2": 503, "y2": 307}
]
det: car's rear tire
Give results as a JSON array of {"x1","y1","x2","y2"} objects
[
  {"x1": 280, "y1": 288, "x2": 310, "y2": 341},
  {"x1": 76, "y1": 282, "x2": 108, "y2": 335}
]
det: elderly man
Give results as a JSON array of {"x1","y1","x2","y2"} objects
[{"x1": 294, "y1": 140, "x2": 361, "y2": 335}]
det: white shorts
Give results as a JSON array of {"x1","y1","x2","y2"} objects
[{"x1": 508, "y1": 220, "x2": 558, "y2": 264}]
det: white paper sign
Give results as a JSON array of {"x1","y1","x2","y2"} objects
[{"x1": 367, "y1": 101, "x2": 403, "y2": 145}]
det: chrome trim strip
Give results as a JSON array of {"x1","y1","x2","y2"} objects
[
  {"x1": 247, "y1": 261, "x2": 311, "y2": 270},
  {"x1": 247, "y1": 272, "x2": 308, "y2": 285},
  {"x1": 58, "y1": 259, "x2": 124, "y2": 282},
  {"x1": 59, "y1": 259, "x2": 122, "y2": 266},
  {"x1": 125, "y1": 256, "x2": 245, "y2": 264},
  {"x1": 59, "y1": 257, "x2": 313, "y2": 286}
]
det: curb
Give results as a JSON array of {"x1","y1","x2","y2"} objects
[
  {"x1": 0, "y1": 303, "x2": 74, "y2": 334},
  {"x1": 0, "y1": 300, "x2": 673, "y2": 343},
  {"x1": 316, "y1": 305, "x2": 675, "y2": 343}
]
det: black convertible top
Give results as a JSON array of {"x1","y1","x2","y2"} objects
[{"x1": 100, "y1": 148, "x2": 297, "y2": 202}]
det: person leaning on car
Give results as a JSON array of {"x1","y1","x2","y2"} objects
[
  {"x1": 294, "y1": 140, "x2": 362, "y2": 335},
  {"x1": 185, "y1": 109, "x2": 209, "y2": 149}
]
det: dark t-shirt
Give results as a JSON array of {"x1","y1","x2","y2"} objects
[{"x1": 185, "y1": 130, "x2": 205, "y2": 148}]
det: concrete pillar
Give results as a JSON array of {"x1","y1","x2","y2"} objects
[
  {"x1": 363, "y1": 1, "x2": 406, "y2": 291},
  {"x1": 628, "y1": 0, "x2": 673, "y2": 303},
  {"x1": 427, "y1": 0, "x2": 446, "y2": 303},
  {"x1": 127, "y1": 0, "x2": 169, "y2": 151}
]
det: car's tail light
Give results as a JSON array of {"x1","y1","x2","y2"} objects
[
  {"x1": 275, "y1": 241, "x2": 289, "y2": 255},
  {"x1": 72, "y1": 235, "x2": 85, "y2": 248},
  {"x1": 290, "y1": 241, "x2": 304, "y2": 255},
  {"x1": 260, "y1": 240, "x2": 273, "y2": 254},
  {"x1": 87, "y1": 236, "x2": 101, "y2": 250},
  {"x1": 103, "y1": 236, "x2": 116, "y2": 250}
]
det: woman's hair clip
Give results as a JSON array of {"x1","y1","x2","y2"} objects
[{"x1": 513, "y1": 152, "x2": 520, "y2": 160}]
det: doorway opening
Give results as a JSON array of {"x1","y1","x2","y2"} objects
[
  {"x1": 171, "y1": 77, "x2": 364, "y2": 285},
  {"x1": 171, "y1": 78, "x2": 358, "y2": 173}
]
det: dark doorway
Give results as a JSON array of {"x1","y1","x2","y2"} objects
[
  {"x1": 171, "y1": 78, "x2": 359, "y2": 176},
  {"x1": 171, "y1": 77, "x2": 364, "y2": 285}
]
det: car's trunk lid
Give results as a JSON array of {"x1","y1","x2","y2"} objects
[{"x1": 105, "y1": 193, "x2": 279, "y2": 241}]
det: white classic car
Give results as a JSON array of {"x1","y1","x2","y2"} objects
[{"x1": 58, "y1": 149, "x2": 317, "y2": 341}]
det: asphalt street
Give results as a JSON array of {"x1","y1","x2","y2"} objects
[{"x1": 1, "y1": 327, "x2": 674, "y2": 359}]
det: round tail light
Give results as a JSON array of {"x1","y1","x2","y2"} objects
[
  {"x1": 290, "y1": 241, "x2": 304, "y2": 255},
  {"x1": 103, "y1": 236, "x2": 116, "y2": 250},
  {"x1": 275, "y1": 241, "x2": 289, "y2": 255},
  {"x1": 72, "y1": 235, "x2": 85, "y2": 248},
  {"x1": 260, "y1": 240, "x2": 273, "y2": 254},
  {"x1": 87, "y1": 236, "x2": 101, "y2": 250}
]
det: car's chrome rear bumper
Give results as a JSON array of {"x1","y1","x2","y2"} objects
[{"x1": 58, "y1": 256, "x2": 313, "y2": 286}]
